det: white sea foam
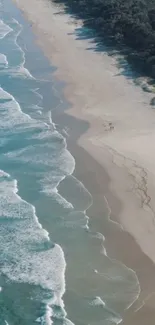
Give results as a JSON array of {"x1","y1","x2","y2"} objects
[
  {"x1": 0, "y1": 19, "x2": 74, "y2": 198},
  {"x1": 83, "y1": 214, "x2": 89, "y2": 230},
  {"x1": 6, "y1": 142, "x2": 74, "y2": 171},
  {"x1": 45, "y1": 188, "x2": 74, "y2": 210},
  {"x1": 36, "y1": 304, "x2": 53, "y2": 325},
  {"x1": 91, "y1": 296, "x2": 106, "y2": 307},
  {"x1": 6, "y1": 138, "x2": 75, "y2": 206},
  {"x1": 0, "y1": 13, "x2": 138, "y2": 325},
  {"x1": 37, "y1": 109, "x2": 42, "y2": 115},
  {"x1": 30, "y1": 128, "x2": 61, "y2": 141},
  {"x1": 0, "y1": 86, "x2": 31, "y2": 120},
  {"x1": 0, "y1": 171, "x2": 66, "y2": 323},
  {"x1": 0, "y1": 80, "x2": 74, "y2": 218},
  {"x1": 31, "y1": 88, "x2": 44, "y2": 103},
  {"x1": 0, "y1": 86, "x2": 46, "y2": 138},
  {"x1": 12, "y1": 18, "x2": 35, "y2": 79},
  {"x1": 0, "y1": 20, "x2": 74, "y2": 210},
  {"x1": 0, "y1": 19, "x2": 12, "y2": 39},
  {"x1": 90, "y1": 297, "x2": 122, "y2": 324},
  {"x1": 0, "y1": 13, "x2": 77, "y2": 325},
  {"x1": 1, "y1": 18, "x2": 34, "y2": 79},
  {"x1": 0, "y1": 53, "x2": 8, "y2": 68}
]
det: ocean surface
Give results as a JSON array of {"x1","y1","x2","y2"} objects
[{"x1": 0, "y1": 0, "x2": 140, "y2": 324}]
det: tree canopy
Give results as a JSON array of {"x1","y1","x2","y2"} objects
[{"x1": 53, "y1": 0, "x2": 155, "y2": 78}]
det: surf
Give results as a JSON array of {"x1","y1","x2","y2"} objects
[{"x1": 0, "y1": 1, "x2": 141, "y2": 324}]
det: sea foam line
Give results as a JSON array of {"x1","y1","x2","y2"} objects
[
  {"x1": 0, "y1": 21, "x2": 75, "y2": 325},
  {"x1": 0, "y1": 15, "x2": 76, "y2": 325},
  {"x1": 11, "y1": 18, "x2": 35, "y2": 79},
  {"x1": 0, "y1": 53, "x2": 8, "y2": 67},
  {"x1": 102, "y1": 196, "x2": 141, "y2": 309},
  {"x1": 0, "y1": 19, "x2": 12, "y2": 39},
  {"x1": 0, "y1": 169, "x2": 67, "y2": 323},
  {"x1": 0, "y1": 17, "x2": 34, "y2": 79},
  {"x1": 0, "y1": 13, "x2": 140, "y2": 323}
]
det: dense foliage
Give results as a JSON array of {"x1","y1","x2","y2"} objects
[{"x1": 53, "y1": 0, "x2": 155, "y2": 78}]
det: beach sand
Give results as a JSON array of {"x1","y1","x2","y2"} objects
[{"x1": 12, "y1": 0, "x2": 155, "y2": 323}]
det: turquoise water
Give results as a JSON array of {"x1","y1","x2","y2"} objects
[{"x1": 0, "y1": 0, "x2": 140, "y2": 324}]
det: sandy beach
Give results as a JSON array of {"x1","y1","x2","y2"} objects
[{"x1": 12, "y1": 0, "x2": 155, "y2": 323}]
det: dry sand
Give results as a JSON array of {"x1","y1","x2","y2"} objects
[{"x1": 12, "y1": 0, "x2": 155, "y2": 323}]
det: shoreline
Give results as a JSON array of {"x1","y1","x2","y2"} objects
[
  {"x1": 55, "y1": 97, "x2": 155, "y2": 325},
  {"x1": 12, "y1": 0, "x2": 155, "y2": 323}
]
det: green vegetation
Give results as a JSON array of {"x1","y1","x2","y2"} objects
[{"x1": 53, "y1": 0, "x2": 155, "y2": 78}]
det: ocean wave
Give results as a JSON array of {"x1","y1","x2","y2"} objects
[
  {"x1": 0, "y1": 53, "x2": 8, "y2": 68},
  {"x1": 0, "y1": 58, "x2": 75, "y2": 213},
  {"x1": 0, "y1": 86, "x2": 41, "y2": 137},
  {"x1": 0, "y1": 7, "x2": 140, "y2": 325},
  {"x1": 0, "y1": 170, "x2": 67, "y2": 323},
  {"x1": 91, "y1": 296, "x2": 106, "y2": 307},
  {"x1": 36, "y1": 304, "x2": 53, "y2": 325},
  {"x1": 8, "y1": 18, "x2": 34, "y2": 79},
  {"x1": 0, "y1": 17, "x2": 34, "y2": 79},
  {"x1": 42, "y1": 187, "x2": 74, "y2": 210},
  {"x1": 0, "y1": 16, "x2": 75, "y2": 324},
  {"x1": 90, "y1": 297, "x2": 122, "y2": 324},
  {"x1": 0, "y1": 19, "x2": 12, "y2": 39}
]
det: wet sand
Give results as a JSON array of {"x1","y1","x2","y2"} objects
[
  {"x1": 12, "y1": 0, "x2": 155, "y2": 323},
  {"x1": 54, "y1": 100, "x2": 155, "y2": 325}
]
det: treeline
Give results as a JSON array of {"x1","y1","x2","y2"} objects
[{"x1": 53, "y1": 0, "x2": 155, "y2": 78}]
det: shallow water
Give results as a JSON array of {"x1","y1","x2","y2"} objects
[{"x1": 0, "y1": 0, "x2": 140, "y2": 324}]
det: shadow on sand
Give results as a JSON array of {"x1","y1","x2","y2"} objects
[{"x1": 52, "y1": 0, "x2": 155, "y2": 105}]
